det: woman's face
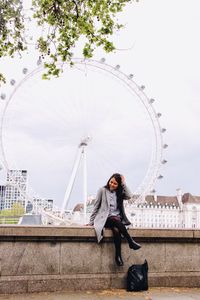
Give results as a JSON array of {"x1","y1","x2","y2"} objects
[{"x1": 109, "y1": 177, "x2": 119, "y2": 191}]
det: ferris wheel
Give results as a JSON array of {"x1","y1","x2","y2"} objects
[{"x1": 0, "y1": 57, "x2": 168, "y2": 215}]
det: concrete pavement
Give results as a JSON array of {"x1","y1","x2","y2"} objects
[{"x1": 0, "y1": 288, "x2": 200, "y2": 300}]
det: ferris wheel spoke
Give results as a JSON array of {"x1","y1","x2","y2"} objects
[{"x1": 89, "y1": 144, "x2": 121, "y2": 174}]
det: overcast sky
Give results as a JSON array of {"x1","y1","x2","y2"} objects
[{"x1": 0, "y1": 0, "x2": 200, "y2": 209}]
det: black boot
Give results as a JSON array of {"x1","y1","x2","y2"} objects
[
  {"x1": 113, "y1": 233, "x2": 123, "y2": 266},
  {"x1": 128, "y1": 238, "x2": 141, "y2": 250},
  {"x1": 115, "y1": 254, "x2": 124, "y2": 266}
]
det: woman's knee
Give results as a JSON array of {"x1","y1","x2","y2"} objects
[{"x1": 112, "y1": 226, "x2": 120, "y2": 236}]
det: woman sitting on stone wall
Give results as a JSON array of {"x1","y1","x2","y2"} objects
[{"x1": 86, "y1": 173, "x2": 141, "y2": 266}]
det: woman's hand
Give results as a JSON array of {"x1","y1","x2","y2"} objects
[{"x1": 121, "y1": 174, "x2": 125, "y2": 184}]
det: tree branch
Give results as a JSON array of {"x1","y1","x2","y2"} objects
[{"x1": 72, "y1": 0, "x2": 79, "y2": 18}]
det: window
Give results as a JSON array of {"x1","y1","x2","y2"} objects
[{"x1": 192, "y1": 206, "x2": 197, "y2": 228}]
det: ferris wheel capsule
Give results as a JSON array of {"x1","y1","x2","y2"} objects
[
  {"x1": 100, "y1": 58, "x2": 106, "y2": 63},
  {"x1": 37, "y1": 57, "x2": 42, "y2": 66},
  {"x1": 0, "y1": 93, "x2": 6, "y2": 100},
  {"x1": 162, "y1": 159, "x2": 167, "y2": 164},
  {"x1": 22, "y1": 68, "x2": 28, "y2": 74},
  {"x1": 10, "y1": 79, "x2": 16, "y2": 86}
]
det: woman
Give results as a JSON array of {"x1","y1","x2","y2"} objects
[{"x1": 87, "y1": 173, "x2": 141, "y2": 266}]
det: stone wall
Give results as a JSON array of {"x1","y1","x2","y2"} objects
[{"x1": 0, "y1": 226, "x2": 200, "y2": 294}]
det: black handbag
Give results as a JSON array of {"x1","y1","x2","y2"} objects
[{"x1": 127, "y1": 259, "x2": 148, "y2": 292}]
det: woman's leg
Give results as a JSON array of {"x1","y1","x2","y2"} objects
[
  {"x1": 105, "y1": 219, "x2": 123, "y2": 266},
  {"x1": 112, "y1": 227, "x2": 123, "y2": 266},
  {"x1": 107, "y1": 217, "x2": 141, "y2": 250}
]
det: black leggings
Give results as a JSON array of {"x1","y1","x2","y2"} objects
[{"x1": 104, "y1": 216, "x2": 131, "y2": 256}]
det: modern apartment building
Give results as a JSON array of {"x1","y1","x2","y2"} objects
[{"x1": 1, "y1": 170, "x2": 27, "y2": 210}]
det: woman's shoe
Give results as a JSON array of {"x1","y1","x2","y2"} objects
[
  {"x1": 115, "y1": 255, "x2": 124, "y2": 266},
  {"x1": 128, "y1": 238, "x2": 141, "y2": 250}
]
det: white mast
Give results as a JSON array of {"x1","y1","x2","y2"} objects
[
  {"x1": 82, "y1": 145, "x2": 87, "y2": 222},
  {"x1": 62, "y1": 136, "x2": 91, "y2": 220}
]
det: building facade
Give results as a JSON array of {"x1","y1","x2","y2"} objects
[
  {"x1": 32, "y1": 198, "x2": 53, "y2": 213},
  {"x1": 125, "y1": 192, "x2": 200, "y2": 229},
  {"x1": 181, "y1": 193, "x2": 200, "y2": 229},
  {"x1": 0, "y1": 170, "x2": 27, "y2": 210}
]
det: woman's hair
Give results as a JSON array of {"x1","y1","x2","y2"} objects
[
  {"x1": 105, "y1": 173, "x2": 122, "y2": 189},
  {"x1": 105, "y1": 173, "x2": 124, "y2": 207}
]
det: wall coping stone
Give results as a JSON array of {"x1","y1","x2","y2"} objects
[{"x1": 0, "y1": 225, "x2": 199, "y2": 242}]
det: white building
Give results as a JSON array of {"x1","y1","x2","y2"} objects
[
  {"x1": 3, "y1": 170, "x2": 27, "y2": 210},
  {"x1": 181, "y1": 193, "x2": 200, "y2": 229},
  {"x1": 126, "y1": 195, "x2": 181, "y2": 229},
  {"x1": 126, "y1": 191, "x2": 200, "y2": 229},
  {"x1": 32, "y1": 198, "x2": 53, "y2": 213}
]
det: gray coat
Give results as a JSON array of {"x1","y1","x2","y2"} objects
[{"x1": 89, "y1": 184, "x2": 132, "y2": 243}]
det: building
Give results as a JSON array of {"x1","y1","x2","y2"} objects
[
  {"x1": 0, "y1": 169, "x2": 55, "y2": 215},
  {"x1": 32, "y1": 198, "x2": 53, "y2": 213},
  {"x1": 126, "y1": 190, "x2": 200, "y2": 229},
  {"x1": 126, "y1": 195, "x2": 181, "y2": 229},
  {"x1": 182, "y1": 193, "x2": 200, "y2": 229},
  {"x1": 1, "y1": 170, "x2": 27, "y2": 210}
]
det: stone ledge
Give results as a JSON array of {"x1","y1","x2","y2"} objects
[
  {"x1": 0, "y1": 272, "x2": 200, "y2": 294},
  {"x1": 0, "y1": 226, "x2": 198, "y2": 242}
]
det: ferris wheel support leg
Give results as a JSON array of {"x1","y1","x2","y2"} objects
[
  {"x1": 82, "y1": 146, "x2": 87, "y2": 224},
  {"x1": 61, "y1": 148, "x2": 82, "y2": 213}
]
